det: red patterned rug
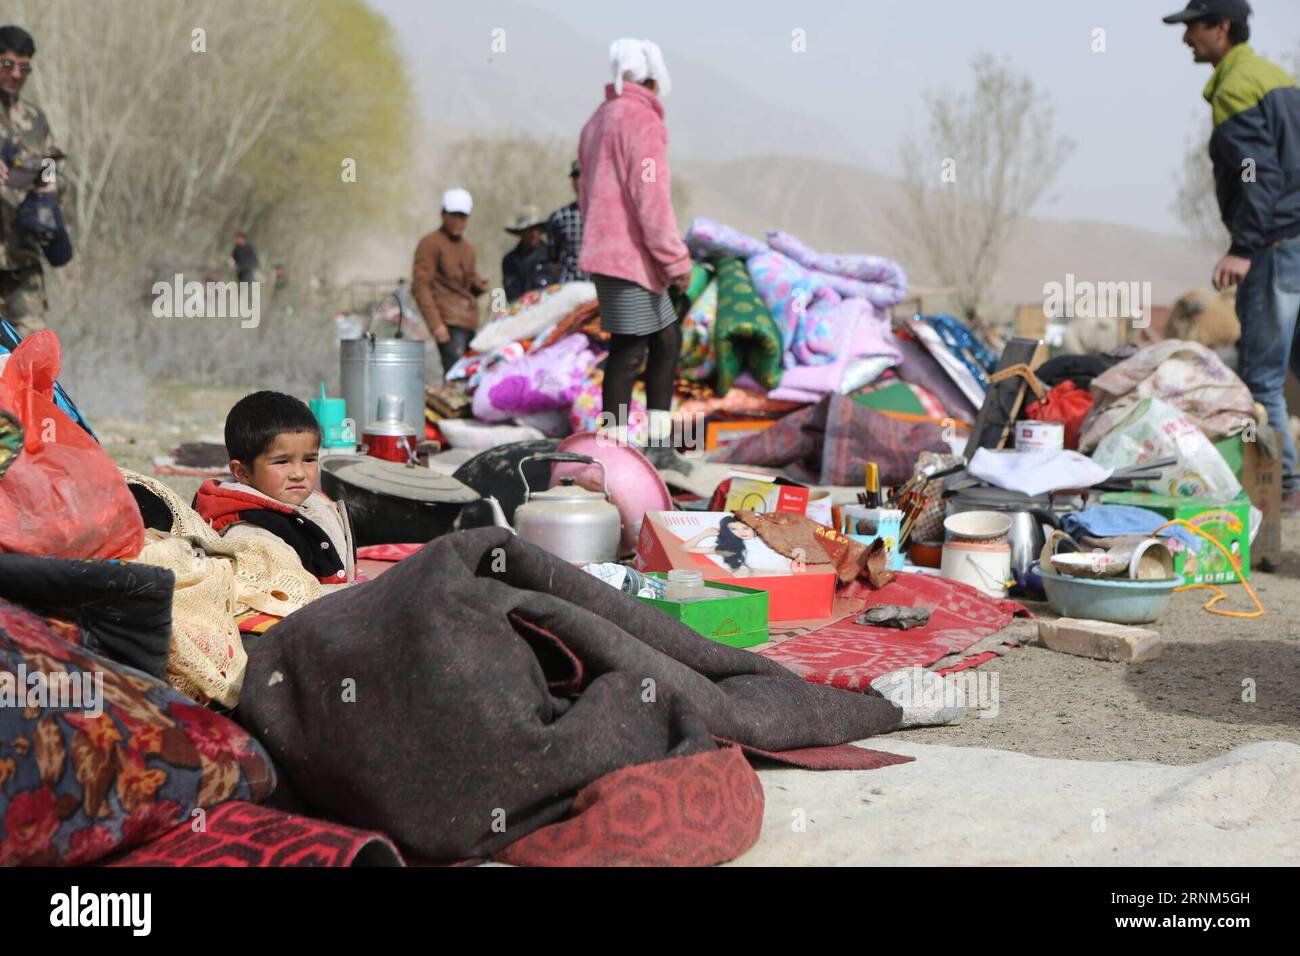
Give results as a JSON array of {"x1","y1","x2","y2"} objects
[
  {"x1": 493, "y1": 747, "x2": 764, "y2": 867},
  {"x1": 108, "y1": 801, "x2": 403, "y2": 867},
  {"x1": 760, "y1": 573, "x2": 1027, "y2": 691}
]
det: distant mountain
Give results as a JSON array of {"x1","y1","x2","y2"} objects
[{"x1": 364, "y1": 0, "x2": 1219, "y2": 313}]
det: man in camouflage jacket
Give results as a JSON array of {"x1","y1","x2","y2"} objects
[{"x1": 0, "y1": 25, "x2": 63, "y2": 338}]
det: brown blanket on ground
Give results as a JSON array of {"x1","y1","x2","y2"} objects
[{"x1": 237, "y1": 528, "x2": 901, "y2": 863}]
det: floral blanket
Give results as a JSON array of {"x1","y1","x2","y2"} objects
[
  {"x1": 683, "y1": 218, "x2": 909, "y2": 372},
  {"x1": 471, "y1": 333, "x2": 595, "y2": 423},
  {"x1": 1078, "y1": 339, "x2": 1257, "y2": 453}
]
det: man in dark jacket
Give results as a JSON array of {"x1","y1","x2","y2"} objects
[
  {"x1": 501, "y1": 205, "x2": 552, "y2": 303},
  {"x1": 1166, "y1": 0, "x2": 1300, "y2": 512}
]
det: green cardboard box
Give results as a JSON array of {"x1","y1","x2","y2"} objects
[
  {"x1": 636, "y1": 574, "x2": 769, "y2": 648},
  {"x1": 1098, "y1": 491, "x2": 1251, "y2": 584}
]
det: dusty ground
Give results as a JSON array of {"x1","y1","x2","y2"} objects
[
  {"x1": 888, "y1": 526, "x2": 1300, "y2": 764},
  {"x1": 98, "y1": 382, "x2": 1300, "y2": 768}
]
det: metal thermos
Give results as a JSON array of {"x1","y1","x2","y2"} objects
[{"x1": 362, "y1": 395, "x2": 419, "y2": 464}]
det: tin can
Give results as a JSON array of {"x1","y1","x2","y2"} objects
[{"x1": 1014, "y1": 421, "x2": 1065, "y2": 452}]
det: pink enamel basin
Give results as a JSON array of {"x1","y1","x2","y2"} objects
[{"x1": 551, "y1": 432, "x2": 673, "y2": 557}]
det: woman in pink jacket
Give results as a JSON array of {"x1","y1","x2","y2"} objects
[{"x1": 578, "y1": 39, "x2": 693, "y2": 451}]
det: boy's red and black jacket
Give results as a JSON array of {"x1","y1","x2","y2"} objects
[
  {"x1": 193, "y1": 480, "x2": 345, "y2": 580},
  {"x1": 1206, "y1": 44, "x2": 1300, "y2": 257}
]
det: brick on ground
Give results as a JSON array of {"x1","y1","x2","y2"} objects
[{"x1": 1036, "y1": 617, "x2": 1163, "y2": 664}]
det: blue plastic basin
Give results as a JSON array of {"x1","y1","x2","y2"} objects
[{"x1": 1039, "y1": 571, "x2": 1184, "y2": 625}]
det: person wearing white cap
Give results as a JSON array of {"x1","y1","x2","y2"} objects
[
  {"x1": 578, "y1": 38, "x2": 691, "y2": 460},
  {"x1": 412, "y1": 187, "x2": 490, "y2": 378}
]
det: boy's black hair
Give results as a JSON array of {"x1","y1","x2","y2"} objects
[
  {"x1": 0, "y1": 26, "x2": 35, "y2": 58},
  {"x1": 224, "y1": 390, "x2": 320, "y2": 465}
]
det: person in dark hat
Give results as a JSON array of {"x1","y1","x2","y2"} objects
[
  {"x1": 1164, "y1": 0, "x2": 1300, "y2": 514},
  {"x1": 501, "y1": 204, "x2": 553, "y2": 304},
  {"x1": 547, "y1": 160, "x2": 587, "y2": 284}
]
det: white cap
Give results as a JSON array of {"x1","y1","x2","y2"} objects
[{"x1": 442, "y1": 187, "x2": 473, "y2": 215}]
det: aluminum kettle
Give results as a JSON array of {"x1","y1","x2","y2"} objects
[{"x1": 513, "y1": 453, "x2": 622, "y2": 564}]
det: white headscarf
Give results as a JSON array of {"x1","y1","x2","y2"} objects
[{"x1": 609, "y1": 38, "x2": 671, "y2": 97}]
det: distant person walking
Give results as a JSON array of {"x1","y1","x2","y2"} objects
[
  {"x1": 229, "y1": 232, "x2": 260, "y2": 284},
  {"x1": 501, "y1": 204, "x2": 552, "y2": 303},
  {"x1": 578, "y1": 38, "x2": 691, "y2": 452},
  {"x1": 1163, "y1": 0, "x2": 1300, "y2": 514},
  {"x1": 547, "y1": 160, "x2": 587, "y2": 283},
  {"x1": 412, "y1": 187, "x2": 489, "y2": 376}
]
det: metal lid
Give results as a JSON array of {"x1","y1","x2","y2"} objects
[
  {"x1": 362, "y1": 417, "x2": 417, "y2": 437},
  {"x1": 322, "y1": 456, "x2": 479, "y2": 503},
  {"x1": 529, "y1": 477, "x2": 607, "y2": 504}
]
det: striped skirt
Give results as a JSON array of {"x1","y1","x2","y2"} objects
[{"x1": 591, "y1": 273, "x2": 677, "y2": 336}]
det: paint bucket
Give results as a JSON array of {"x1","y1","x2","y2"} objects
[
  {"x1": 940, "y1": 538, "x2": 1012, "y2": 598},
  {"x1": 1014, "y1": 420, "x2": 1065, "y2": 452}
]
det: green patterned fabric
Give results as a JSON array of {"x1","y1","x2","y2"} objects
[
  {"x1": 0, "y1": 408, "x2": 23, "y2": 482},
  {"x1": 685, "y1": 262, "x2": 712, "y2": 303},
  {"x1": 712, "y1": 258, "x2": 783, "y2": 393}
]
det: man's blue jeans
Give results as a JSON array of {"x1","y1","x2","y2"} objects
[{"x1": 1236, "y1": 235, "x2": 1300, "y2": 493}]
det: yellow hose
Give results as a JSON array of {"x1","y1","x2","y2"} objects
[{"x1": 1154, "y1": 518, "x2": 1264, "y2": 619}]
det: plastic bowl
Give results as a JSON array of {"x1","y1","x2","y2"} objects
[
  {"x1": 943, "y1": 511, "x2": 1013, "y2": 542},
  {"x1": 1039, "y1": 570, "x2": 1184, "y2": 625}
]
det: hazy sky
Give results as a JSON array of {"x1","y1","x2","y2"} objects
[{"x1": 369, "y1": 0, "x2": 1300, "y2": 238}]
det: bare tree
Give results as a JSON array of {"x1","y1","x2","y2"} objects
[
  {"x1": 897, "y1": 54, "x2": 1074, "y2": 331},
  {"x1": 6, "y1": 0, "x2": 414, "y2": 410},
  {"x1": 11, "y1": 0, "x2": 408, "y2": 276},
  {"x1": 1173, "y1": 117, "x2": 1229, "y2": 248}
]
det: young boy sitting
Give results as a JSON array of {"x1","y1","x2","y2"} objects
[{"x1": 194, "y1": 390, "x2": 355, "y2": 585}]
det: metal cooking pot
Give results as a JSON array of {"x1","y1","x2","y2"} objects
[{"x1": 513, "y1": 453, "x2": 621, "y2": 564}]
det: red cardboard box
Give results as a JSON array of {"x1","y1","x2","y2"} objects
[
  {"x1": 722, "y1": 476, "x2": 810, "y2": 515},
  {"x1": 634, "y1": 511, "x2": 836, "y2": 622}
]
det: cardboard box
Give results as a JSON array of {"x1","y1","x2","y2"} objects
[
  {"x1": 723, "y1": 477, "x2": 810, "y2": 516},
  {"x1": 1215, "y1": 429, "x2": 1283, "y2": 571},
  {"x1": 718, "y1": 471, "x2": 834, "y2": 528},
  {"x1": 1099, "y1": 491, "x2": 1251, "y2": 584},
  {"x1": 636, "y1": 574, "x2": 769, "y2": 648},
  {"x1": 635, "y1": 511, "x2": 837, "y2": 621},
  {"x1": 704, "y1": 419, "x2": 777, "y2": 450}
]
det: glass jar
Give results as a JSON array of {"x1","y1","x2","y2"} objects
[{"x1": 664, "y1": 568, "x2": 706, "y2": 601}]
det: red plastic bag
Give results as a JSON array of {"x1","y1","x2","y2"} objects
[
  {"x1": 0, "y1": 331, "x2": 144, "y2": 559},
  {"x1": 1026, "y1": 380, "x2": 1094, "y2": 450}
]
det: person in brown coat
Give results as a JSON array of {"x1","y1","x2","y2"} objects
[{"x1": 412, "y1": 187, "x2": 490, "y2": 377}]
